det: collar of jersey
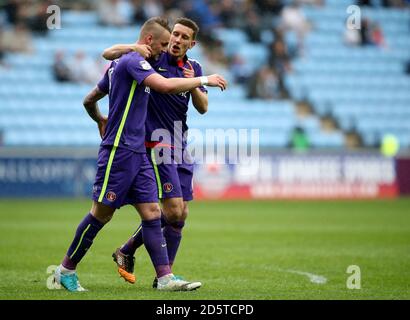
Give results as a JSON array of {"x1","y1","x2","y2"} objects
[{"x1": 166, "y1": 52, "x2": 189, "y2": 67}]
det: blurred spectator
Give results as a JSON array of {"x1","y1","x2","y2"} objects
[
  {"x1": 51, "y1": 50, "x2": 106, "y2": 84},
  {"x1": 345, "y1": 129, "x2": 363, "y2": 150},
  {"x1": 380, "y1": 133, "x2": 400, "y2": 157},
  {"x1": 268, "y1": 34, "x2": 292, "y2": 75},
  {"x1": 163, "y1": 8, "x2": 185, "y2": 25},
  {"x1": 298, "y1": 0, "x2": 324, "y2": 5},
  {"x1": 344, "y1": 27, "x2": 361, "y2": 46},
  {"x1": 201, "y1": 43, "x2": 229, "y2": 78},
  {"x1": 357, "y1": 0, "x2": 408, "y2": 6},
  {"x1": 212, "y1": 0, "x2": 240, "y2": 29},
  {"x1": 268, "y1": 32, "x2": 292, "y2": 97},
  {"x1": 0, "y1": 27, "x2": 5, "y2": 65},
  {"x1": 228, "y1": 54, "x2": 253, "y2": 84},
  {"x1": 254, "y1": 0, "x2": 284, "y2": 16},
  {"x1": 247, "y1": 66, "x2": 281, "y2": 100},
  {"x1": 1, "y1": 0, "x2": 52, "y2": 36},
  {"x1": 58, "y1": 0, "x2": 94, "y2": 10},
  {"x1": 68, "y1": 51, "x2": 103, "y2": 84},
  {"x1": 381, "y1": 0, "x2": 410, "y2": 7},
  {"x1": 21, "y1": 0, "x2": 51, "y2": 35},
  {"x1": 131, "y1": 0, "x2": 164, "y2": 24},
  {"x1": 53, "y1": 51, "x2": 72, "y2": 82},
  {"x1": 98, "y1": 0, "x2": 132, "y2": 26},
  {"x1": 357, "y1": 0, "x2": 373, "y2": 5},
  {"x1": 280, "y1": 2, "x2": 311, "y2": 54},
  {"x1": 371, "y1": 22, "x2": 386, "y2": 48},
  {"x1": 289, "y1": 126, "x2": 310, "y2": 152},
  {"x1": 2, "y1": 0, "x2": 20, "y2": 25},
  {"x1": 1, "y1": 22, "x2": 33, "y2": 54},
  {"x1": 243, "y1": 10, "x2": 263, "y2": 43},
  {"x1": 360, "y1": 18, "x2": 373, "y2": 46},
  {"x1": 178, "y1": 0, "x2": 221, "y2": 32},
  {"x1": 350, "y1": 17, "x2": 387, "y2": 48},
  {"x1": 405, "y1": 59, "x2": 410, "y2": 75}
]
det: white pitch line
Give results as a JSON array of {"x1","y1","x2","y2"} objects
[{"x1": 279, "y1": 268, "x2": 328, "y2": 284}]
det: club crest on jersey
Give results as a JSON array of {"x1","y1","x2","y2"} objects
[
  {"x1": 106, "y1": 191, "x2": 117, "y2": 202},
  {"x1": 139, "y1": 60, "x2": 152, "y2": 70},
  {"x1": 163, "y1": 182, "x2": 173, "y2": 193}
]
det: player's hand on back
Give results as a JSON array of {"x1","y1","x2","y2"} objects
[
  {"x1": 98, "y1": 116, "x2": 108, "y2": 139},
  {"x1": 133, "y1": 44, "x2": 152, "y2": 59},
  {"x1": 206, "y1": 74, "x2": 228, "y2": 91}
]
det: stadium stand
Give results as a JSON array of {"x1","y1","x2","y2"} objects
[
  {"x1": 285, "y1": 0, "x2": 410, "y2": 148},
  {"x1": 0, "y1": 0, "x2": 409, "y2": 150}
]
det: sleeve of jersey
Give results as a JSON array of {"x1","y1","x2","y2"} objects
[
  {"x1": 193, "y1": 62, "x2": 208, "y2": 93},
  {"x1": 97, "y1": 63, "x2": 111, "y2": 94},
  {"x1": 126, "y1": 55, "x2": 156, "y2": 84}
]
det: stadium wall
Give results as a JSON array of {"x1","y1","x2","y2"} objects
[{"x1": 0, "y1": 148, "x2": 407, "y2": 199}]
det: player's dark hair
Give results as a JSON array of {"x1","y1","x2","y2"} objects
[
  {"x1": 141, "y1": 16, "x2": 171, "y2": 36},
  {"x1": 174, "y1": 17, "x2": 199, "y2": 40}
]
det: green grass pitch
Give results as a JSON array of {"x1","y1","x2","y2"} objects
[{"x1": 0, "y1": 198, "x2": 409, "y2": 300}]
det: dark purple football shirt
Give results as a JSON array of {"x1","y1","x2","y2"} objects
[
  {"x1": 97, "y1": 52, "x2": 155, "y2": 153},
  {"x1": 145, "y1": 52, "x2": 208, "y2": 149}
]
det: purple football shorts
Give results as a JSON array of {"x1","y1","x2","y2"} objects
[
  {"x1": 92, "y1": 146, "x2": 158, "y2": 208},
  {"x1": 147, "y1": 147, "x2": 194, "y2": 202}
]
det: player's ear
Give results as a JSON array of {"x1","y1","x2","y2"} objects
[
  {"x1": 189, "y1": 40, "x2": 196, "y2": 49},
  {"x1": 146, "y1": 34, "x2": 153, "y2": 45}
]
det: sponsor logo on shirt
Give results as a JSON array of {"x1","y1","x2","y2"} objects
[
  {"x1": 158, "y1": 67, "x2": 167, "y2": 72},
  {"x1": 179, "y1": 91, "x2": 188, "y2": 98}
]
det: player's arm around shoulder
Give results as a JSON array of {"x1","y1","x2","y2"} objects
[
  {"x1": 143, "y1": 72, "x2": 228, "y2": 95},
  {"x1": 102, "y1": 43, "x2": 152, "y2": 60}
]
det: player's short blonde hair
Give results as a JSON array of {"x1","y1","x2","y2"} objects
[{"x1": 140, "y1": 17, "x2": 171, "y2": 39}]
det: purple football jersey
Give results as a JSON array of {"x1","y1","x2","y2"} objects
[
  {"x1": 97, "y1": 52, "x2": 155, "y2": 153},
  {"x1": 145, "y1": 52, "x2": 208, "y2": 149}
]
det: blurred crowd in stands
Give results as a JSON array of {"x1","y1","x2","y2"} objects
[
  {"x1": 93, "y1": 0, "x2": 409, "y2": 100},
  {"x1": 53, "y1": 50, "x2": 106, "y2": 84},
  {"x1": 344, "y1": 16, "x2": 387, "y2": 48},
  {"x1": 0, "y1": 0, "x2": 51, "y2": 63},
  {"x1": 0, "y1": 0, "x2": 409, "y2": 87}
]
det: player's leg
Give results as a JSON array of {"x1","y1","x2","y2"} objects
[
  {"x1": 129, "y1": 153, "x2": 176, "y2": 287},
  {"x1": 113, "y1": 151, "x2": 164, "y2": 283},
  {"x1": 55, "y1": 146, "x2": 136, "y2": 292},
  {"x1": 114, "y1": 147, "x2": 181, "y2": 261},
  {"x1": 62, "y1": 202, "x2": 115, "y2": 271},
  {"x1": 161, "y1": 197, "x2": 185, "y2": 267},
  {"x1": 118, "y1": 212, "x2": 166, "y2": 256},
  {"x1": 152, "y1": 163, "x2": 200, "y2": 290},
  {"x1": 161, "y1": 163, "x2": 194, "y2": 267},
  {"x1": 133, "y1": 202, "x2": 172, "y2": 278},
  {"x1": 135, "y1": 203, "x2": 202, "y2": 291},
  {"x1": 117, "y1": 152, "x2": 200, "y2": 291},
  {"x1": 55, "y1": 202, "x2": 115, "y2": 291},
  {"x1": 133, "y1": 202, "x2": 200, "y2": 291}
]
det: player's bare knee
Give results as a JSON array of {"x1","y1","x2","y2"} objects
[
  {"x1": 91, "y1": 201, "x2": 115, "y2": 224},
  {"x1": 135, "y1": 203, "x2": 161, "y2": 220},
  {"x1": 181, "y1": 202, "x2": 189, "y2": 221},
  {"x1": 163, "y1": 199, "x2": 184, "y2": 223}
]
